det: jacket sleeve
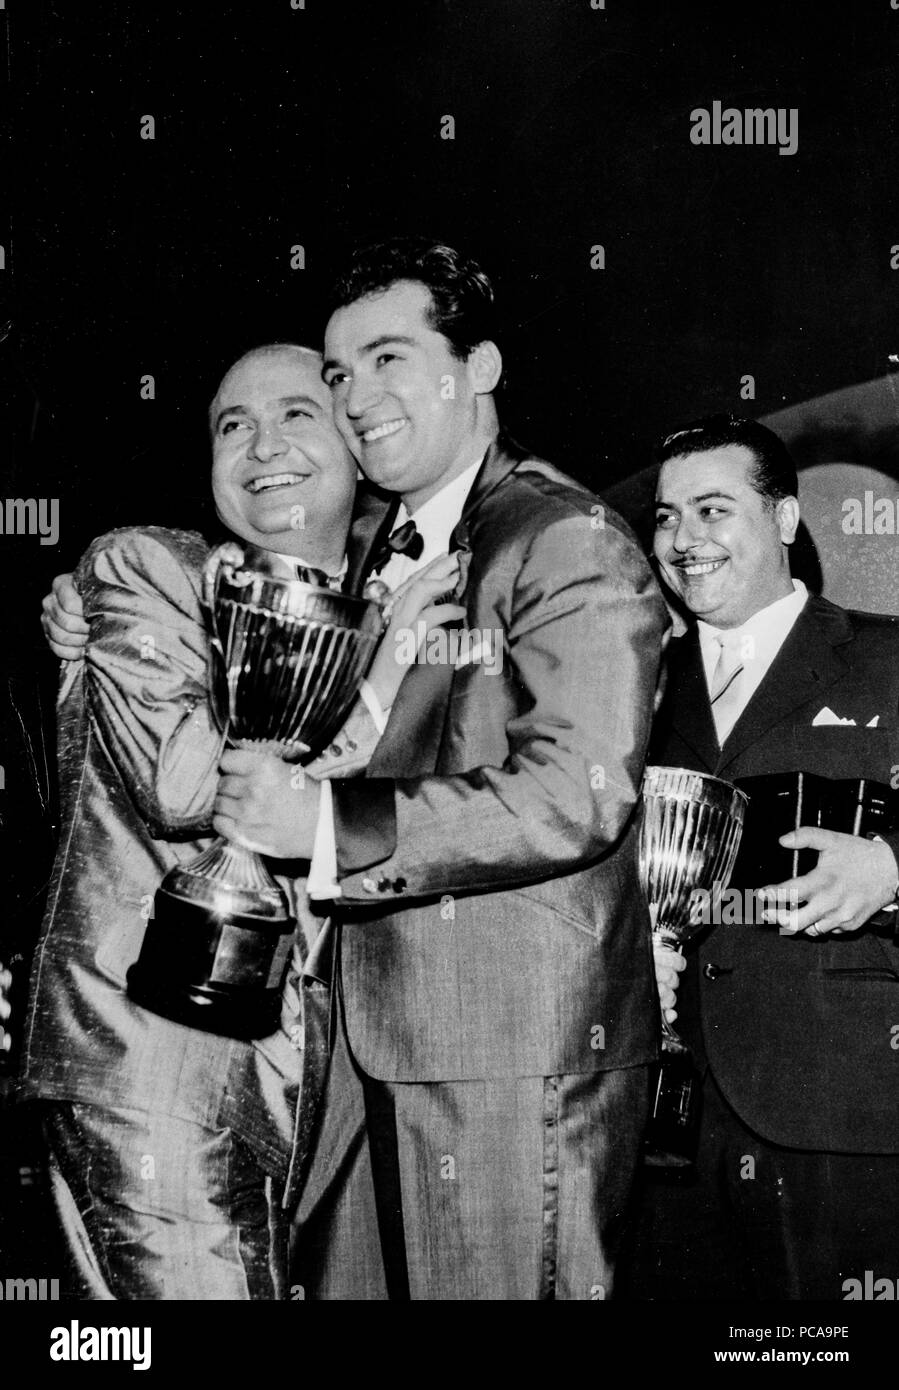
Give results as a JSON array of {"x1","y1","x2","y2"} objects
[
  {"x1": 332, "y1": 510, "x2": 668, "y2": 901},
  {"x1": 78, "y1": 528, "x2": 222, "y2": 839}
]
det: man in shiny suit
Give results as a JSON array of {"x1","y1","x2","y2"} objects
[
  {"x1": 21, "y1": 342, "x2": 454, "y2": 1298},
  {"x1": 216, "y1": 238, "x2": 669, "y2": 1299},
  {"x1": 627, "y1": 414, "x2": 899, "y2": 1300}
]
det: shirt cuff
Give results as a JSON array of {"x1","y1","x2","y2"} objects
[
  {"x1": 306, "y1": 777, "x2": 342, "y2": 900},
  {"x1": 358, "y1": 678, "x2": 391, "y2": 735}
]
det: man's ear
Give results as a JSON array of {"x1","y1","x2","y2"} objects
[
  {"x1": 466, "y1": 340, "x2": 502, "y2": 395},
  {"x1": 776, "y1": 494, "x2": 800, "y2": 545}
]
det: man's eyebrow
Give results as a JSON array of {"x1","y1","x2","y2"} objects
[
  {"x1": 213, "y1": 395, "x2": 323, "y2": 430},
  {"x1": 213, "y1": 403, "x2": 249, "y2": 431},
  {"x1": 323, "y1": 334, "x2": 418, "y2": 375},
  {"x1": 277, "y1": 394, "x2": 323, "y2": 411},
  {"x1": 655, "y1": 490, "x2": 737, "y2": 509}
]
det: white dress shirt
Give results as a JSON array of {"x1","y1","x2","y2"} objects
[
  {"x1": 271, "y1": 550, "x2": 348, "y2": 585},
  {"x1": 307, "y1": 455, "x2": 485, "y2": 898},
  {"x1": 697, "y1": 578, "x2": 809, "y2": 731}
]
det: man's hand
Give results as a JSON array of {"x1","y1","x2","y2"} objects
[
  {"x1": 213, "y1": 750, "x2": 321, "y2": 859},
  {"x1": 760, "y1": 828, "x2": 899, "y2": 937},
  {"x1": 367, "y1": 553, "x2": 466, "y2": 711},
  {"x1": 41, "y1": 573, "x2": 88, "y2": 660},
  {"x1": 0, "y1": 963, "x2": 12, "y2": 1053},
  {"x1": 653, "y1": 938, "x2": 686, "y2": 1023}
]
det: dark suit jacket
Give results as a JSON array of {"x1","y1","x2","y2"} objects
[
  {"x1": 651, "y1": 594, "x2": 899, "y2": 1154},
  {"x1": 330, "y1": 434, "x2": 669, "y2": 1082}
]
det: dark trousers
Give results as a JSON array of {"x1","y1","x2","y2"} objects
[
  {"x1": 621, "y1": 1070, "x2": 899, "y2": 1301},
  {"x1": 292, "y1": 982, "x2": 651, "y2": 1301}
]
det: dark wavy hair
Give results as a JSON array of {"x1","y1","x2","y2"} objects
[
  {"x1": 330, "y1": 236, "x2": 498, "y2": 362},
  {"x1": 655, "y1": 414, "x2": 798, "y2": 505}
]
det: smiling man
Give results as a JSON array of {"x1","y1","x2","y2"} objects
[
  {"x1": 20, "y1": 341, "x2": 456, "y2": 1300},
  {"x1": 626, "y1": 414, "x2": 899, "y2": 1300},
  {"x1": 655, "y1": 446, "x2": 796, "y2": 629},
  {"x1": 210, "y1": 346, "x2": 353, "y2": 571},
  {"x1": 324, "y1": 277, "x2": 492, "y2": 512},
  {"x1": 213, "y1": 238, "x2": 669, "y2": 1300}
]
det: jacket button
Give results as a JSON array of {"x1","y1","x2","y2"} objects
[
  {"x1": 376, "y1": 876, "x2": 391, "y2": 893},
  {"x1": 703, "y1": 962, "x2": 732, "y2": 981},
  {"x1": 346, "y1": 738, "x2": 358, "y2": 752},
  {"x1": 329, "y1": 743, "x2": 342, "y2": 756},
  {"x1": 362, "y1": 877, "x2": 378, "y2": 894},
  {"x1": 393, "y1": 877, "x2": 407, "y2": 893}
]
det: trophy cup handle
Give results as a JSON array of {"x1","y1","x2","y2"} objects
[
  {"x1": 202, "y1": 544, "x2": 244, "y2": 743},
  {"x1": 202, "y1": 542, "x2": 245, "y2": 623}
]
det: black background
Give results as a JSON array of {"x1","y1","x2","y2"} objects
[{"x1": 5, "y1": 0, "x2": 899, "y2": 585}]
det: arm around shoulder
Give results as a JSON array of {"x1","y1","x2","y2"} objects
[{"x1": 77, "y1": 527, "x2": 222, "y2": 837}]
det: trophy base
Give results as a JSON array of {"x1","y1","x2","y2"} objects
[
  {"x1": 126, "y1": 964, "x2": 284, "y2": 1041},
  {"x1": 127, "y1": 874, "x2": 295, "y2": 1041},
  {"x1": 643, "y1": 1039, "x2": 702, "y2": 1170}
]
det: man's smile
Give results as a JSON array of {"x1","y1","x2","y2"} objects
[
  {"x1": 245, "y1": 471, "x2": 311, "y2": 494},
  {"x1": 672, "y1": 557, "x2": 728, "y2": 577},
  {"x1": 357, "y1": 417, "x2": 408, "y2": 444}
]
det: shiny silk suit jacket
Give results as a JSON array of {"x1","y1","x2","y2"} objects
[
  {"x1": 650, "y1": 595, "x2": 899, "y2": 1154},
  {"x1": 18, "y1": 527, "x2": 376, "y2": 1122},
  {"x1": 330, "y1": 434, "x2": 669, "y2": 1083}
]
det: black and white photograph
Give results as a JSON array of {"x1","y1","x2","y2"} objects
[{"x1": 1, "y1": 0, "x2": 897, "y2": 1352}]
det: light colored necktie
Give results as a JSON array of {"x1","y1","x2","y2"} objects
[{"x1": 709, "y1": 632, "x2": 746, "y2": 744}]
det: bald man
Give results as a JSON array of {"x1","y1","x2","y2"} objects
[{"x1": 21, "y1": 342, "x2": 459, "y2": 1299}]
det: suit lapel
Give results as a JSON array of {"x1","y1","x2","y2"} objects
[
  {"x1": 367, "y1": 434, "x2": 526, "y2": 779},
  {"x1": 664, "y1": 627, "x2": 719, "y2": 772},
  {"x1": 718, "y1": 597, "x2": 853, "y2": 772},
  {"x1": 453, "y1": 431, "x2": 526, "y2": 532},
  {"x1": 345, "y1": 484, "x2": 399, "y2": 594}
]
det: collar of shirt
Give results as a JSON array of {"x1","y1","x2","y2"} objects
[
  {"x1": 697, "y1": 578, "x2": 809, "y2": 702},
  {"x1": 272, "y1": 551, "x2": 348, "y2": 586},
  {"x1": 379, "y1": 454, "x2": 485, "y2": 589}
]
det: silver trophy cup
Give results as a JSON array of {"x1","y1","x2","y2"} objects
[
  {"x1": 127, "y1": 542, "x2": 386, "y2": 1039},
  {"x1": 639, "y1": 766, "x2": 748, "y2": 1166}
]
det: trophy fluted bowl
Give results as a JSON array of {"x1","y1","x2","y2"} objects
[
  {"x1": 209, "y1": 550, "x2": 385, "y2": 757},
  {"x1": 639, "y1": 766, "x2": 748, "y2": 952}
]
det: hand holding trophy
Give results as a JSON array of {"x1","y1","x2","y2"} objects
[
  {"x1": 127, "y1": 542, "x2": 386, "y2": 1040},
  {"x1": 638, "y1": 766, "x2": 748, "y2": 1167}
]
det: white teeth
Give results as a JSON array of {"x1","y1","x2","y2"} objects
[
  {"x1": 247, "y1": 473, "x2": 306, "y2": 494},
  {"x1": 682, "y1": 560, "x2": 725, "y2": 576},
  {"x1": 361, "y1": 418, "x2": 407, "y2": 443}
]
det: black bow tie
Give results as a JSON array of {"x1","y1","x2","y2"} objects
[
  {"x1": 294, "y1": 563, "x2": 343, "y2": 591},
  {"x1": 370, "y1": 519, "x2": 425, "y2": 575}
]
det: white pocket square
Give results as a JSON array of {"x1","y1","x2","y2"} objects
[
  {"x1": 812, "y1": 706, "x2": 880, "y2": 728},
  {"x1": 812, "y1": 706, "x2": 855, "y2": 726}
]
